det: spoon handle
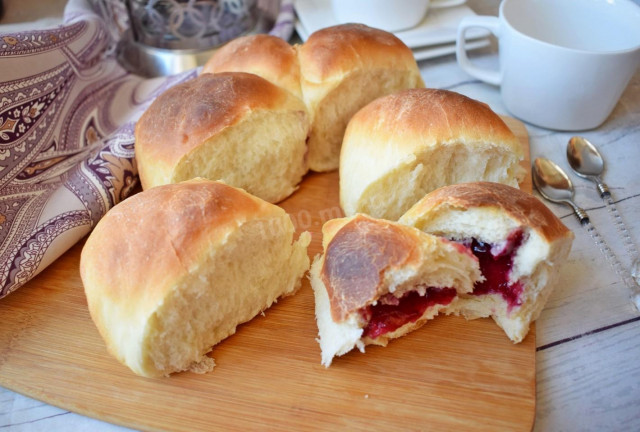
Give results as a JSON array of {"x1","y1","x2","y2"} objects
[
  {"x1": 583, "y1": 220, "x2": 640, "y2": 311},
  {"x1": 603, "y1": 194, "x2": 640, "y2": 283}
]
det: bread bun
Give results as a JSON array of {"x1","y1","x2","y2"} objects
[
  {"x1": 80, "y1": 178, "x2": 311, "y2": 377},
  {"x1": 135, "y1": 72, "x2": 309, "y2": 203},
  {"x1": 202, "y1": 34, "x2": 302, "y2": 99},
  {"x1": 399, "y1": 182, "x2": 574, "y2": 343},
  {"x1": 340, "y1": 88, "x2": 525, "y2": 220},
  {"x1": 298, "y1": 24, "x2": 425, "y2": 172},
  {"x1": 310, "y1": 214, "x2": 481, "y2": 366}
]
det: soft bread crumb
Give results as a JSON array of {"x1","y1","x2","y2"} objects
[
  {"x1": 311, "y1": 257, "x2": 365, "y2": 367},
  {"x1": 81, "y1": 180, "x2": 311, "y2": 378},
  {"x1": 145, "y1": 222, "x2": 311, "y2": 376},
  {"x1": 304, "y1": 69, "x2": 424, "y2": 172},
  {"x1": 339, "y1": 89, "x2": 524, "y2": 220},
  {"x1": 188, "y1": 357, "x2": 216, "y2": 375},
  {"x1": 399, "y1": 182, "x2": 574, "y2": 343},
  {"x1": 311, "y1": 215, "x2": 481, "y2": 366},
  {"x1": 171, "y1": 109, "x2": 308, "y2": 203}
]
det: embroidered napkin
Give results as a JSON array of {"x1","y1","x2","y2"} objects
[{"x1": 0, "y1": 0, "x2": 295, "y2": 299}]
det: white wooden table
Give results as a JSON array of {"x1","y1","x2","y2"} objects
[{"x1": 1, "y1": 0, "x2": 640, "y2": 430}]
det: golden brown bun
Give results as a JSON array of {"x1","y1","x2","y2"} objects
[
  {"x1": 340, "y1": 88, "x2": 525, "y2": 220},
  {"x1": 202, "y1": 34, "x2": 302, "y2": 99},
  {"x1": 81, "y1": 178, "x2": 311, "y2": 377},
  {"x1": 297, "y1": 24, "x2": 425, "y2": 172},
  {"x1": 135, "y1": 72, "x2": 309, "y2": 203},
  {"x1": 311, "y1": 214, "x2": 481, "y2": 366},
  {"x1": 401, "y1": 182, "x2": 571, "y2": 244},
  {"x1": 400, "y1": 182, "x2": 574, "y2": 342}
]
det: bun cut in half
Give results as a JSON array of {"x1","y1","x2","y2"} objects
[
  {"x1": 135, "y1": 72, "x2": 309, "y2": 203},
  {"x1": 80, "y1": 179, "x2": 311, "y2": 377},
  {"x1": 399, "y1": 182, "x2": 574, "y2": 343},
  {"x1": 340, "y1": 88, "x2": 524, "y2": 220},
  {"x1": 298, "y1": 24, "x2": 425, "y2": 172},
  {"x1": 310, "y1": 214, "x2": 481, "y2": 367}
]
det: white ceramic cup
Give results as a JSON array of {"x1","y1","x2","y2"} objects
[
  {"x1": 456, "y1": 0, "x2": 640, "y2": 130},
  {"x1": 331, "y1": 0, "x2": 467, "y2": 32}
]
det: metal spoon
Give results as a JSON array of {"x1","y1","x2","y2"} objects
[
  {"x1": 567, "y1": 136, "x2": 640, "y2": 286},
  {"x1": 567, "y1": 136, "x2": 609, "y2": 197},
  {"x1": 532, "y1": 157, "x2": 588, "y2": 223},
  {"x1": 533, "y1": 157, "x2": 640, "y2": 311}
]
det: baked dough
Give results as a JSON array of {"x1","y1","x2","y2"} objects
[
  {"x1": 340, "y1": 88, "x2": 525, "y2": 220},
  {"x1": 297, "y1": 24, "x2": 425, "y2": 172},
  {"x1": 399, "y1": 182, "x2": 574, "y2": 342},
  {"x1": 135, "y1": 72, "x2": 309, "y2": 203},
  {"x1": 310, "y1": 214, "x2": 481, "y2": 366},
  {"x1": 81, "y1": 178, "x2": 311, "y2": 377}
]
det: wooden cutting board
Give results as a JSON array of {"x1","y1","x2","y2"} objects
[{"x1": 0, "y1": 117, "x2": 534, "y2": 431}]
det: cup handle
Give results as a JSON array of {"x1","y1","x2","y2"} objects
[
  {"x1": 456, "y1": 16, "x2": 501, "y2": 85},
  {"x1": 430, "y1": 0, "x2": 467, "y2": 9}
]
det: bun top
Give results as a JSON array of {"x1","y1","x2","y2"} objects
[
  {"x1": 135, "y1": 72, "x2": 306, "y2": 189},
  {"x1": 344, "y1": 88, "x2": 522, "y2": 157},
  {"x1": 80, "y1": 178, "x2": 278, "y2": 318},
  {"x1": 401, "y1": 182, "x2": 573, "y2": 242},
  {"x1": 201, "y1": 34, "x2": 302, "y2": 98},
  {"x1": 297, "y1": 23, "x2": 420, "y2": 84},
  {"x1": 319, "y1": 214, "x2": 457, "y2": 322}
]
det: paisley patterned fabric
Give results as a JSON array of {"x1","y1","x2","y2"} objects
[{"x1": 0, "y1": 0, "x2": 294, "y2": 299}]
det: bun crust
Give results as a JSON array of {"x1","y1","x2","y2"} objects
[
  {"x1": 401, "y1": 181, "x2": 571, "y2": 243},
  {"x1": 81, "y1": 178, "x2": 311, "y2": 377},
  {"x1": 311, "y1": 214, "x2": 481, "y2": 366},
  {"x1": 399, "y1": 182, "x2": 574, "y2": 343},
  {"x1": 135, "y1": 72, "x2": 309, "y2": 203},
  {"x1": 339, "y1": 88, "x2": 524, "y2": 220},
  {"x1": 298, "y1": 24, "x2": 420, "y2": 84},
  {"x1": 202, "y1": 34, "x2": 302, "y2": 99},
  {"x1": 320, "y1": 216, "x2": 423, "y2": 322},
  {"x1": 297, "y1": 24, "x2": 425, "y2": 172},
  {"x1": 344, "y1": 88, "x2": 519, "y2": 153}
]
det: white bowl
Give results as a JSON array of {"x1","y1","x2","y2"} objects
[{"x1": 330, "y1": 0, "x2": 430, "y2": 32}]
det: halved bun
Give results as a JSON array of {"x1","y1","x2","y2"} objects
[
  {"x1": 399, "y1": 182, "x2": 574, "y2": 342},
  {"x1": 135, "y1": 72, "x2": 309, "y2": 203},
  {"x1": 298, "y1": 24, "x2": 425, "y2": 172},
  {"x1": 81, "y1": 179, "x2": 311, "y2": 377},
  {"x1": 340, "y1": 88, "x2": 524, "y2": 220},
  {"x1": 310, "y1": 214, "x2": 481, "y2": 366}
]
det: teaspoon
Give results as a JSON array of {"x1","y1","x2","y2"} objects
[
  {"x1": 567, "y1": 136, "x2": 609, "y2": 196},
  {"x1": 533, "y1": 157, "x2": 640, "y2": 311},
  {"x1": 567, "y1": 136, "x2": 640, "y2": 285},
  {"x1": 532, "y1": 158, "x2": 588, "y2": 222}
]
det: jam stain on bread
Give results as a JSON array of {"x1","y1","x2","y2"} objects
[
  {"x1": 399, "y1": 182, "x2": 574, "y2": 343},
  {"x1": 311, "y1": 214, "x2": 481, "y2": 367}
]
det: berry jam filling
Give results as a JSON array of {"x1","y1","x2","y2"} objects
[
  {"x1": 360, "y1": 287, "x2": 457, "y2": 339},
  {"x1": 465, "y1": 229, "x2": 526, "y2": 311}
]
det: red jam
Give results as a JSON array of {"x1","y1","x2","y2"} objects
[
  {"x1": 467, "y1": 229, "x2": 525, "y2": 311},
  {"x1": 361, "y1": 287, "x2": 457, "y2": 339}
]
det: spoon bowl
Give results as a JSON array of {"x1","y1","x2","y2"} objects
[
  {"x1": 533, "y1": 157, "x2": 589, "y2": 223},
  {"x1": 567, "y1": 136, "x2": 605, "y2": 179},
  {"x1": 533, "y1": 158, "x2": 575, "y2": 203}
]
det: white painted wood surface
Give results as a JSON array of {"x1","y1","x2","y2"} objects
[{"x1": 2, "y1": 0, "x2": 640, "y2": 430}]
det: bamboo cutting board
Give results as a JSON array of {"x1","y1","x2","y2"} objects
[{"x1": 0, "y1": 117, "x2": 534, "y2": 431}]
